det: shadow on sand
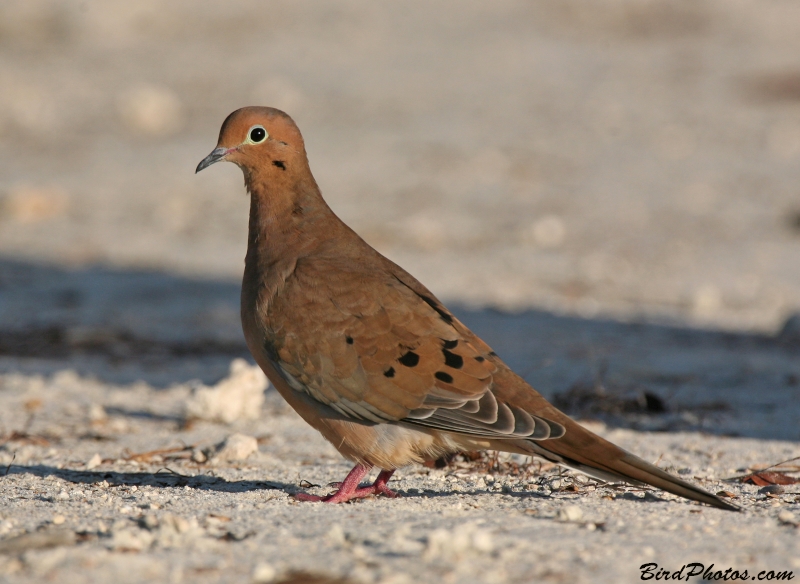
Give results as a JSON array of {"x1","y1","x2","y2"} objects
[
  {"x1": 0, "y1": 257, "x2": 798, "y2": 441},
  {"x1": 6, "y1": 463, "x2": 290, "y2": 494}
]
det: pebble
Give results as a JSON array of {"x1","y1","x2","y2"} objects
[
  {"x1": 161, "y1": 514, "x2": 191, "y2": 534},
  {"x1": 86, "y1": 453, "x2": 103, "y2": 470},
  {"x1": 191, "y1": 449, "x2": 207, "y2": 463},
  {"x1": 326, "y1": 524, "x2": 347, "y2": 546},
  {"x1": 185, "y1": 359, "x2": 267, "y2": 424},
  {"x1": 425, "y1": 524, "x2": 494, "y2": 559},
  {"x1": 778, "y1": 511, "x2": 798, "y2": 526},
  {"x1": 758, "y1": 485, "x2": 785, "y2": 495},
  {"x1": 109, "y1": 528, "x2": 153, "y2": 552},
  {"x1": 139, "y1": 514, "x2": 159, "y2": 530},
  {"x1": 214, "y1": 433, "x2": 259, "y2": 462},
  {"x1": 88, "y1": 404, "x2": 107, "y2": 422},
  {"x1": 251, "y1": 562, "x2": 277, "y2": 583},
  {"x1": 557, "y1": 505, "x2": 583, "y2": 522},
  {"x1": 471, "y1": 529, "x2": 494, "y2": 553}
]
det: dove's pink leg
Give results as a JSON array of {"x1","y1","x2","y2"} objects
[{"x1": 294, "y1": 464, "x2": 397, "y2": 503}]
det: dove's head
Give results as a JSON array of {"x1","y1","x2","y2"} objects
[{"x1": 196, "y1": 107, "x2": 307, "y2": 177}]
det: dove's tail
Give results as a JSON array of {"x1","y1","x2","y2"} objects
[{"x1": 509, "y1": 420, "x2": 739, "y2": 511}]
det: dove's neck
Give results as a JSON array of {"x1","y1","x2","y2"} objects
[
  {"x1": 244, "y1": 165, "x2": 337, "y2": 253},
  {"x1": 241, "y1": 164, "x2": 345, "y2": 306}
]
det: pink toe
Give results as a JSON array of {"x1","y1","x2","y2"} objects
[{"x1": 294, "y1": 492, "x2": 325, "y2": 502}]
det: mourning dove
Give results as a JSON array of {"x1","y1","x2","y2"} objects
[{"x1": 196, "y1": 107, "x2": 737, "y2": 510}]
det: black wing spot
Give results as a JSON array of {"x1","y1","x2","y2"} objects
[
  {"x1": 434, "y1": 371, "x2": 454, "y2": 383},
  {"x1": 345, "y1": 336, "x2": 354, "y2": 345},
  {"x1": 384, "y1": 367, "x2": 395, "y2": 378},
  {"x1": 417, "y1": 294, "x2": 454, "y2": 325},
  {"x1": 442, "y1": 349, "x2": 463, "y2": 369},
  {"x1": 442, "y1": 339, "x2": 458, "y2": 349},
  {"x1": 475, "y1": 356, "x2": 485, "y2": 362},
  {"x1": 391, "y1": 274, "x2": 455, "y2": 325},
  {"x1": 488, "y1": 351, "x2": 497, "y2": 357},
  {"x1": 398, "y1": 351, "x2": 420, "y2": 367},
  {"x1": 273, "y1": 160, "x2": 286, "y2": 169}
]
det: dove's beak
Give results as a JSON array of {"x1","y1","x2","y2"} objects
[{"x1": 196, "y1": 147, "x2": 232, "y2": 173}]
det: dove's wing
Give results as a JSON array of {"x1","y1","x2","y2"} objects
[{"x1": 261, "y1": 252, "x2": 565, "y2": 441}]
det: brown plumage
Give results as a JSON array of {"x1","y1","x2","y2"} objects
[{"x1": 196, "y1": 106, "x2": 737, "y2": 510}]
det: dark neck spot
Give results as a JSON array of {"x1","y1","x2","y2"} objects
[
  {"x1": 442, "y1": 349, "x2": 463, "y2": 369},
  {"x1": 398, "y1": 351, "x2": 420, "y2": 367},
  {"x1": 383, "y1": 367, "x2": 395, "y2": 378},
  {"x1": 273, "y1": 160, "x2": 286, "y2": 170},
  {"x1": 434, "y1": 371, "x2": 454, "y2": 383},
  {"x1": 345, "y1": 336, "x2": 354, "y2": 345}
]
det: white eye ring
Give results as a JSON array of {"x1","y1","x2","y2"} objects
[{"x1": 247, "y1": 125, "x2": 268, "y2": 144}]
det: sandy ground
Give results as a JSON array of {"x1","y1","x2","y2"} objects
[{"x1": 1, "y1": 1, "x2": 800, "y2": 583}]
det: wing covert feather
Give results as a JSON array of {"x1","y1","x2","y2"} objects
[{"x1": 262, "y1": 257, "x2": 565, "y2": 441}]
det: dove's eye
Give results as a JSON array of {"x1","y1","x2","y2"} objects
[{"x1": 248, "y1": 125, "x2": 267, "y2": 143}]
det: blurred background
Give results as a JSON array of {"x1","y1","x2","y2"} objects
[
  {"x1": 0, "y1": 7, "x2": 799, "y2": 582},
  {"x1": 1, "y1": 0, "x2": 799, "y2": 333}
]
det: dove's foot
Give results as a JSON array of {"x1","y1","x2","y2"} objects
[{"x1": 294, "y1": 465, "x2": 396, "y2": 503}]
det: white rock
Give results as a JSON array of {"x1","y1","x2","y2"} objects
[
  {"x1": 470, "y1": 529, "x2": 494, "y2": 553},
  {"x1": 425, "y1": 528, "x2": 460, "y2": 558},
  {"x1": 778, "y1": 510, "x2": 798, "y2": 526},
  {"x1": 557, "y1": 505, "x2": 583, "y2": 522},
  {"x1": 162, "y1": 514, "x2": 191, "y2": 534},
  {"x1": 214, "y1": 433, "x2": 258, "y2": 462},
  {"x1": 88, "y1": 404, "x2": 107, "y2": 422},
  {"x1": 191, "y1": 449, "x2": 207, "y2": 463},
  {"x1": 425, "y1": 523, "x2": 494, "y2": 559},
  {"x1": 185, "y1": 359, "x2": 268, "y2": 424},
  {"x1": 140, "y1": 514, "x2": 159, "y2": 530},
  {"x1": 109, "y1": 528, "x2": 153, "y2": 552},
  {"x1": 326, "y1": 524, "x2": 347, "y2": 546},
  {"x1": 86, "y1": 453, "x2": 102, "y2": 470},
  {"x1": 152, "y1": 514, "x2": 201, "y2": 548},
  {"x1": 251, "y1": 562, "x2": 277, "y2": 583}
]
